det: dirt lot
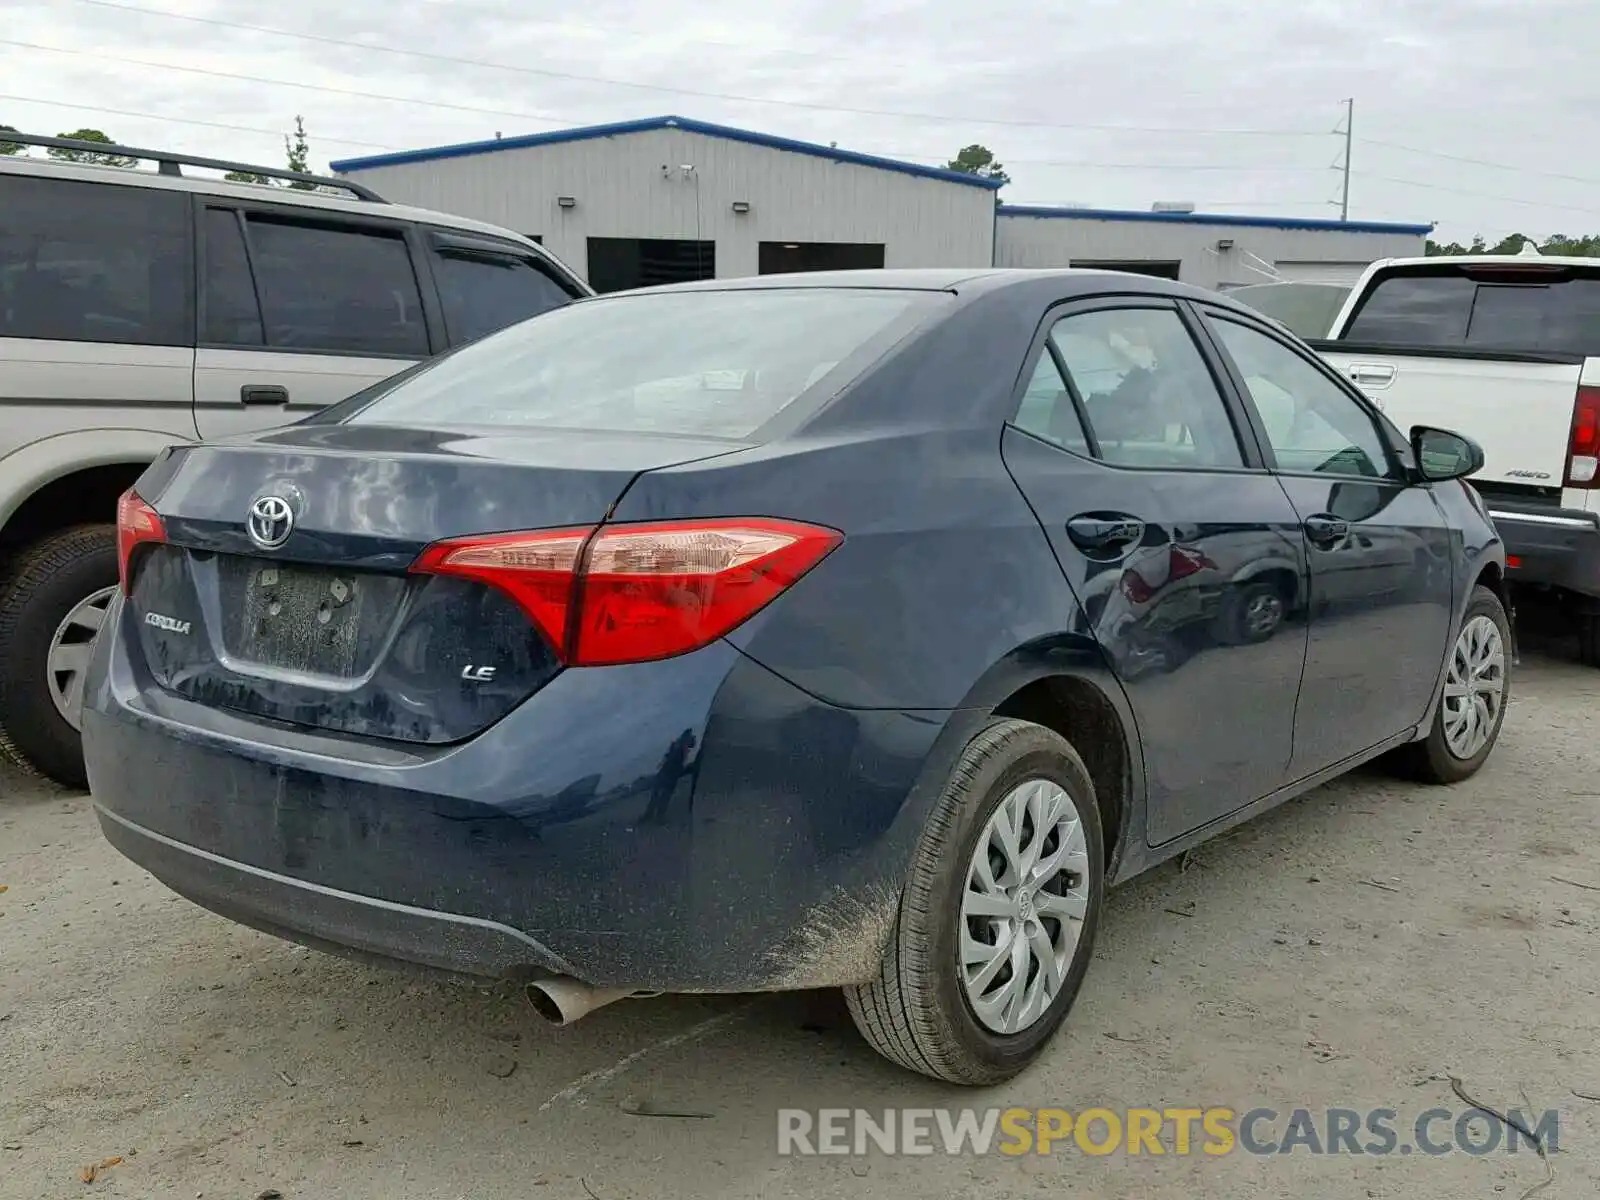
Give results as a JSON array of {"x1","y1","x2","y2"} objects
[{"x1": 3, "y1": 635, "x2": 1598, "y2": 1200}]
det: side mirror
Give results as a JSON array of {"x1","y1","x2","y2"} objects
[{"x1": 1411, "y1": 425, "x2": 1485, "y2": 482}]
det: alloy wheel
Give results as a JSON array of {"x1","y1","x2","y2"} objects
[{"x1": 960, "y1": 778, "x2": 1090, "y2": 1035}]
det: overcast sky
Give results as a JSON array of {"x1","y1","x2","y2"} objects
[{"x1": 2, "y1": 0, "x2": 1594, "y2": 241}]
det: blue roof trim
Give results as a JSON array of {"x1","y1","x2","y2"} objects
[
  {"x1": 330, "y1": 115, "x2": 1006, "y2": 190},
  {"x1": 996, "y1": 204, "x2": 1433, "y2": 236}
]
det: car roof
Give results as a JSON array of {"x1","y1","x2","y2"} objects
[
  {"x1": 0, "y1": 153, "x2": 544, "y2": 250},
  {"x1": 613, "y1": 267, "x2": 1236, "y2": 307}
]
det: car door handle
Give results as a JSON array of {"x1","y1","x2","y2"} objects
[
  {"x1": 1066, "y1": 514, "x2": 1145, "y2": 555},
  {"x1": 1344, "y1": 362, "x2": 1396, "y2": 387},
  {"x1": 1303, "y1": 515, "x2": 1350, "y2": 547},
  {"x1": 240, "y1": 385, "x2": 290, "y2": 405}
]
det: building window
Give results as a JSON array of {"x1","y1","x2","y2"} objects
[
  {"x1": 586, "y1": 237, "x2": 715, "y2": 293},
  {"x1": 758, "y1": 242, "x2": 886, "y2": 274},
  {"x1": 1070, "y1": 259, "x2": 1182, "y2": 281}
]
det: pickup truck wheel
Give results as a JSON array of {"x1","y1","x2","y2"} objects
[
  {"x1": 0, "y1": 525, "x2": 118, "y2": 788},
  {"x1": 842, "y1": 718, "x2": 1104, "y2": 1085},
  {"x1": 1577, "y1": 614, "x2": 1600, "y2": 668},
  {"x1": 1389, "y1": 584, "x2": 1511, "y2": 785}
]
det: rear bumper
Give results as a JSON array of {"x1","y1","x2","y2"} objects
[
  {"x1": 83, "y1": 595, "x2": 963, "y2": 992},
  {"x1": 95, "y1": 804, "x2": 573, "y2": 980},
  {"x1": 1489, "y1": 502, "x2": 1600, "y2": 604}
]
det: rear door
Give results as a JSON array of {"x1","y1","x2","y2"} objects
[
  {"x1": 1202, "y1": 307, "x2": 1456, "y2": 773},
  {"x1": 1000, "y1": 298, "x2": 1309, "y2": 845},
  {"x1": 193, "y1": 201, "x2": 434, "y2": 439}
]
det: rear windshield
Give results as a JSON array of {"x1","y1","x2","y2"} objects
[
  {"x1": 346, "y1": 287, "x2": 933, "y2": 439},
  {"x1": 1227, "y1": 282, "x2": 1351, "y2": 340},
  {"x1": 1341, "y1": 265, "x2": 1600, "y2": 356}
]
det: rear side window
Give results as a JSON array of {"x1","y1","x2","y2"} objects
[
  {"x1": 347, "y1": 288, "x2": 932, "y2": 439},
  {"x1": 1343, "y1": 267, "x2": 1600, "y2": 356},
  {"x1": 432, "y1": 251, "x2": 575, "y2": 344},
  {"x1": 0, "y1": 174, "x2": 191, "y2": 347},
  {"x1": 244, "y1": 217, "x2": 428, "y2": 357},
  {"x1": 1046, "y1": 307, "x2": 1245, "y2": 469}
]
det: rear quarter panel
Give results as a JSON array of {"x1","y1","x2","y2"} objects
[{"x1": 609, "y1": 285, "x2": 1099, "y2": 712}]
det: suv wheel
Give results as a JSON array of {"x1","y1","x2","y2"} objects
[
  {"x1": 1577, "y1": 613, "x2": 1600, "y2": 668},
  {"x1": 843, "y1": 718, "x2": 1105, "y2": 1085},
  {"x1": 0, "y1": 526, "x2": 118, "y2": 788}
]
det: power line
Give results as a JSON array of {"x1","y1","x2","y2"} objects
[
  {"x1": 1370, "y1": 174, "x2": 1600, "y2": 219},
  {"x1": 0, "y1": 39, "x2": 577, "y2": 126},
  {"x1": 0, "y1": 93, "x2": 403, "y2": 150},
  {"x1": 1359, "y1": 136, "x2": 1600, "y2": 188},
  {"x1": 0, "y1": 88, "x2": 1334, "y2": 177},
  {"x1": 62, "y1": 1, "x2": 1331, "y2": 137}
]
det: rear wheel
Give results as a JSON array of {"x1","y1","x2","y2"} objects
[
  {"x1": 1577, "y1": 613, "x2": 1600, "y2": 668},
  {"x1": 1390, "y1": 584, "x2": 1511, "y2": 785},
  {"x1": 843, "y1": 718, "x2": 1104, "y2": 1085},
  {"x1": 0, "y1": 526, "x2": 118, "y2": 788}
]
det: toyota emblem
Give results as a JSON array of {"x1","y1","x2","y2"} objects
[{"x1": 247, "y1": 495, "x2": 295, "y2": 550}]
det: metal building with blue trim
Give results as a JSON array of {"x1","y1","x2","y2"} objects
[{"x1": 330, "y1": 115, "x2": 1430, "y2": 292}]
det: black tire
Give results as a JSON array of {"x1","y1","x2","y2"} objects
[
  {"x1": 843, "y1": 718, "x2": 1105, "y2": 1085},
  {"x1": 1217, "y1": 579, "x2": 1287, "y2": 645},
  {"x1": 0, "y1": 525, "x2": 118, "y2": 788},
  {"x1": 1389, "y1": 584, "x2": 1512, "y2": 785},
  {"x1": 1577, "y1": 614, "x2": 1600, "y2": 668}
]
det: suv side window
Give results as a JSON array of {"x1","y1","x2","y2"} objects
[
  {"x1": 1048, "y1": 307, "x2": 1245, "y2": 469},
  {"x1": 244, "y1": 215, "x2": 429, "y2": 357},
  {"x1": 0, "y1": 175, "x2": 191, "y2": 347},
  {"x1": 432, "y1": 249, "x2": 576, "y2": 345},
  {"x1": 1209, "y1": 316, "x2": 1396, "y2": 479},
  {"x1": 201, "y1": 208, "x2": 264, "y2": 346}
]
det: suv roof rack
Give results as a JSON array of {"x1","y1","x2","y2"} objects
[{"x1": 0, "y1": 131, "x2": 387, "y2": 202}]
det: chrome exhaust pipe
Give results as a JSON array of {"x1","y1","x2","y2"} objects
[{"x1": 525, "y1": 977, "x2": 636, "y2": 1025}]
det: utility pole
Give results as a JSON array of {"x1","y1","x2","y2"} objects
[{"x1": 1338, "y1": 98, "x2": 1353, "y2": 221}]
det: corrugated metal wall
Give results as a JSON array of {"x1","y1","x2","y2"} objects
[
  {"x1": 341, "y1": 129, "x2": 996, "y2": 282},
  {"x1": 994, "y1": 213, "x2": 1426, "y2": 288}
]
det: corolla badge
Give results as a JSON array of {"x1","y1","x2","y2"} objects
[{"x1": 247, "y1": 494, "x2": 296, "y2": 550}]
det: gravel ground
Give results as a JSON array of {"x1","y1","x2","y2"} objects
[{"x1": 2, "y1": 633, "x2": 1598, "y2": 1200}]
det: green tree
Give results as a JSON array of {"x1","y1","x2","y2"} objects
[
  {"x1": 1427, "y1": 232, "x2": 1600, "y2": 257},
  {"x1": 223, "y1": 169, "x2": 274, "y2": 185},
  {"x1": 0, "y1": 123, "x2": 23, "y2": 156},
  {"x1": 946, "y1": 143, "x2": 1010, "y2": 187},
  {"x1": 46, "y1": 128, "x2": 137, "y2": 168},
  {"x1": 284, "y1": 114, "x2": 314, "y2": 188}
]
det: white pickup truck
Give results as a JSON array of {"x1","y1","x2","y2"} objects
[{"x1": 1233, "y1": 257, "x2": 1600, "y2": 666}]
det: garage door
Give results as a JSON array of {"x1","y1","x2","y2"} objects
[{"x1": 1272, "y1": 261, "x2": 1369, "y2": 286}]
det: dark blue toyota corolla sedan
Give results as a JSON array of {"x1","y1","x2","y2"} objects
[{"x1": 83, "y1": 269, "x2": 1509, "y2": 1084}]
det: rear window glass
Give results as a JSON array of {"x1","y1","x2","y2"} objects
[
  {"x1": 1342, "y1": 267, "x2": 1600, "y2": 356},
  {"x1": 346, "y1": 288, "x2": 932, "y2": 438},
  {"x1": 1227, "y1": 282, "x2": 1351, "y2": 340}
]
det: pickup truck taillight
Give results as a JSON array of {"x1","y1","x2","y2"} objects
[{"x1": 1567, "y1": 386, "x2": 1600, "y2": 488}]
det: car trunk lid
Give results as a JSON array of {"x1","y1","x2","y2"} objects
[{"x1": 125, "y1": 423, "x2": 744, "y2": 743}]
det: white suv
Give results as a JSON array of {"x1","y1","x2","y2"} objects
[{"x1": 0, "y1": 132, "x2": 592, "y2": 786}]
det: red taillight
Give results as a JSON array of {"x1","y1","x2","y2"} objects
[
  {"x1": 412, "y1": 518, "x2": 843, "y2": 666},
  {"x1": 115, "y1": 489, "x2": 165, "y2": 591},
  {"x1": 1567, "y1": 385, "x2": 1600, "y2": 488}
]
